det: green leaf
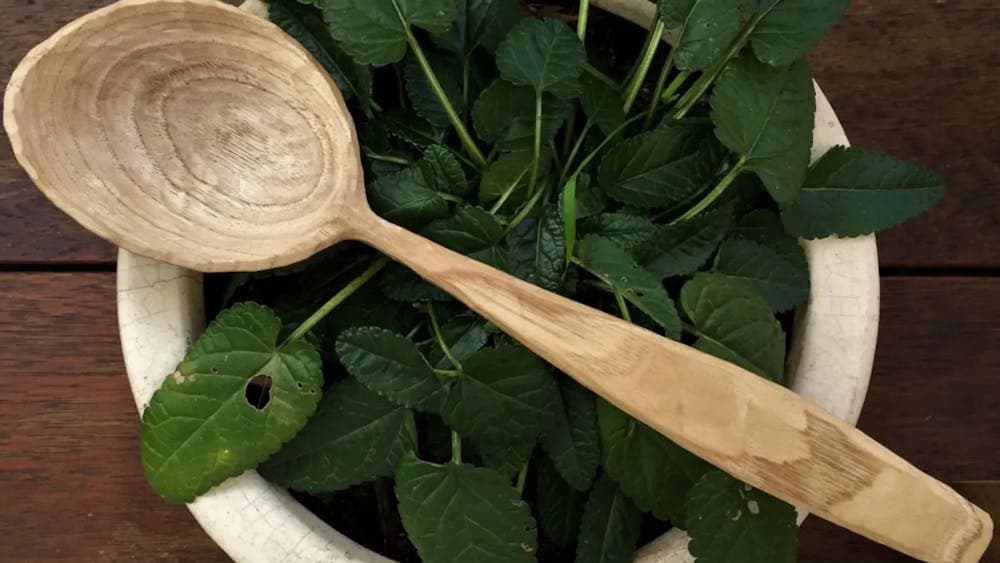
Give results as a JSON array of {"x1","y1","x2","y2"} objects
[
  {"x1": 751, "y1": 0, "x2": 852, "y2": 67},
  {"x1": 259, "y1": 378, "x2": 415, "y2": 492},
  {"x1": 781, "y1": 146, "x2": 946, "y2": 238},
  {"x1": 686, "y1": 471, "x2": 798, "y2": 563},
  {"x1": 368, "y1": 166, "x2": 451, "y2": 228},
  {"x1": 579, "y1": 213, "x2": 657, "y2": 254},
  {"x1": 383, "y1": 110, "x2": 447, "y2": 148},
  {"x1": 681, "y1": 274, "x2": 785, "y2": 382},
  {"x1": 598, "y1": 123, "x2": 725, "y2": 208},
  {"x1": 323, "y1": 0, "x2": 457, "y2": 66},
  {"x1": 597, "y1": 399, "x2": 710, "y2": 520},
  {"x1": 572, "y1": 172, "x2": 607, "y2": 219},
  {"x1": 537, "y1": 456, "x2": 587, "y2": 548},
  {"x1": 732, "y1": 208, "x2": 786, "y2": 243},
  {"x1": 575, "y1": 235, "x2": 682, "y2": 339},
  {"x1": 433, "y1": 0, "x2": 521, "y2": 56},
  {"x1": 426, "y1": 313, "x2": 492, "y2": 368},
  {"x1": 418, "y1": 145, "x2": 470, "y2": 196},
  {"x1": 576, "y1": 474, "x2": 643, "y2": 563},
  {"x1": 472, "y1": 80, "x2": 573, "y2": 150},
  {"x1": 336, "y1": 326, "x2": 448, "y2": 412},
  {"x1": 405, "y1": 50, "x2": 465, "y2": 127},
  {"x1": 711, "y1": 56, "x2": 815, "y2": 203},
  {"x1": 637, "y1": 204, "x2": 732, "y2": 279},
  {"x1": 506, "y1": 205, "x2": 567, "y2": 292},
  {"x1": 140, "y1": 303, "x2": 322, "y2": 502},
  {"x1": 579, "y1": 73, "x2": 626, "y2": 134},
  {"x1": 380, "y1": 264, "x2": 452, "y2": 301},
  {"x1": 474, "y1": 438, "x2": 535, "y2": 480},
  {"x1": 422, "y1": 206, "x2": 506, "y2": 253},
  {"x1": 714, "y1": 236, "x2": 809, "y2": 312},
  {"x1": 396, "y1": 455, "x2": 537, "y2": 562},
  {"x1": 479, "y1": 150, "x2": 537, "y2": 204},
  {"x1": 496, "y1": 18, "x2": 585, "y2": 98},
  {"x1": 440, "y1": 346, "x2": 559, "y2": 444},
  {"x1": 658, "y1": 0, "x2": 744, "y2": 71},
  {"x1": 541, "y1": 379, "x2": 600, "y2": 491},
  {"x1": 268, "y1": 0, "x2": 373, "y2": 110}
]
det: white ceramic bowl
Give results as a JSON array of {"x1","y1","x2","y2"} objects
[{"x1": 117, "y1": 0, "x2": 880, "y2": 560}]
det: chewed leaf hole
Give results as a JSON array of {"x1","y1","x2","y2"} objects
[{"x1": 245, "y1": 374, "x2": 273, "y2": 410}]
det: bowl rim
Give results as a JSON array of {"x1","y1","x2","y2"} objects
[{"x1": 116, "y1": 0, "x2": 880, "y2": 561}]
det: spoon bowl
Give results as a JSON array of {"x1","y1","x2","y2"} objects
[
  {"x1": 4, "y1": 0, "x2": 366, "y2": 271},
  {"x1": 4, "y1": 1, "x2": 991, "y2": 560}
]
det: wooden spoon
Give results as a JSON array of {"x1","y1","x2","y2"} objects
[{"x1": 4, "y1": 1, "x2": 991, "y2": 560}]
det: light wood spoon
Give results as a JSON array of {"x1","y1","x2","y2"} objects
[{"x1": 3, "y1": 0, "x2": 991, "y2": 560}]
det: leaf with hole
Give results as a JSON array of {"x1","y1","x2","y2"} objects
[
  {"x1": 472, "y1": 80, "x2": 574, "y2": 150},
  {"x1": 576, "y1": 474, "x2": 643, "y2": 563},
  {"x1": 396, "y1": 455, "x2": 537, "y2": 562},
  {"x1": 658, "y1": 0, "x2": 744, "y2": 71},
  {"x1": 268, "y1": 0, "x2": 373, "y2": 110},
  {"x1": 336, "y1": 326, "x2": 449, "y2": 412},
  {"x1": 496, "y1": 18, "x2": 585, "y2": 98},
  {"x1": 711, "y1": 56, "x2": 815, "y2": 203},
  {"x1": 781, "y1": 146, "x2": 946, "y2": 238},
  {"x1": 686, "y1": 471, "x2": 798, "y2": 563},
  {"x1": 140, "y1": 303, "x2": 322, "y2": 502},
  {"x1": 750, "y1": 0, "x2": 852, "y2": 67},
  {"x1": 440, "y1": 346, "x2": 559, "y2": 444},
  {"x1": 598, "y1": 122, "x2": 726, "y2": 208},
  {"x1": 575, "y1": 235, "x2": 682, "y2": 338},
  {"x1": 323, "y1": 0, "x2": 457, "y2": 66},
  {"x1": 541, "y1": 379, "x2": 600, "y2": 491},
  {"x1": 681, "y1": 273, "x2": 785, "y2": 381},
  {"x1": 597, "y1": 399, "x2": 711, "y2": 520},
  {"x1": 258, "y1": 378, "x2": 415, "y2": 492}
]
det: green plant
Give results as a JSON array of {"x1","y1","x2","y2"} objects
[{"x1": 139, "y1": 0, "x2": 945, "y2": 560}]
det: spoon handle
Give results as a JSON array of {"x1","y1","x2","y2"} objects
[{"x1": 355, "y1": 214, "x2": 991, "y2": 562}]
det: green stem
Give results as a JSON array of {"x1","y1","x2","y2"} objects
[
  {"x1": 451, "y1": 432, "x2": 462, "y2": 464},
  {"x1": 661, "y1": 69, "x2": 691, "y2": 104},
  {"x1": 364, "y1": 152, "x2": 412, "y2": 166},
  {"x1": 614, "y1": 290, "x2": 632, "y2": 322},
  {"x1": 623, "y1": 20, "x2": 666, "y2": 114},
  {"x1": 566, "y1": 114, "x2": 644, "y2": 183},
  {"x1": 462, "y1": 53, "x2": 472, "y2": 125},
  {"x1": 672, "y1": 157, "x2": 747, "y2": 224},
  {"x1": 515, "y1": 463, "x2": 529, "y2": 494},
  {"x1": 429, "y1": 302, "x2": 462, "y2": 370},
  {"x1": 584, "y1": 63, "x2": 619, "y2": 90},
  {"x1": 562, "y1": 109, "x2": 578, "y2": 158},
  {"x1": 560, "y1": 121, "x2": 594, "y2": 185},
  {"x1": 528, "y1": 92, "x2": 544, "y2": 196},
  {"x1": 506, "y1": 184, "x2": 548, "y2": 233},
  {"x1": 577, "y1": 0, "x2": 590, "y2": 41},
  {"x1": 435, "y1": 368, "x2": 461, "y2": 377},
  {"x1": 401, "y1": 18, "x2": 487, "y2": 168},
  {"x1": 489, "y1": 167, "x2": 531, "y2": 214},
  {"x1": 643, "y1": 51, "x2": 676, "y2": 130},
  {"x1": 673, "y1": 16, "x2": 760, "y2": 119},
  {"x1": 285, "y1": 256, "x2": 390, "y2": 343}
]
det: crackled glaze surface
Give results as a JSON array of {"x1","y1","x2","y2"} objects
[{"x1": 117, "y1": 0, "x2": 879, "y2": 561}]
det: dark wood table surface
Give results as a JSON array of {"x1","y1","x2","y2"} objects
[{"x1": 2, "y1": 1, "x2": 998, "y2": 561}]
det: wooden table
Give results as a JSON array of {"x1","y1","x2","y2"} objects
[{"x1": 1, "y1": 1, "x2": 997, "y2": 561}]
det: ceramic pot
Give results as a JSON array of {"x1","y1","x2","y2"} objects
[{"x1": 117, "y1": 0, "x2": 880, "y2": 560}]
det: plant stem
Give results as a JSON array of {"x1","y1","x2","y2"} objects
[
  {"x1": 429, "y1": 302, "x2": 462, "y2": 370},
  {"x1": 562, "y1": 110, "x2": 578, "y2": 158},
  {"x1": 402, "y1": 22, "x2": 487, "y2": 168},
  {"x1": 673, "y1": 15, "x2": 760, "y2": 119},
  {"x1": 577, "y1": 0, "x2": 590, "y2": 41},
  {"x1": 435, "y1": 368, "x2": 461, "y2": 377},
  {"x1": 515, "y1": 463, "x2": 529, "y2": 494},
  {"x1": 451, "y1": 431, "x2": 462, "y2": 464},
  {"x1": 528, "y1": 93, "x2": 544, "y2": 197},
  {"x1": 560, "y1": 121, "x2": 594, "y2": 185},
  {"x1": 565, "y1": 113, "x2": 645, "y2": 183},
  {"x1": 584, "y1": 63, "x2": 619, "y2": 90},
  {"x1": 562, "y1": 173, "x2": 578, "y2": 265},
  {"x1": 364, "y1": 152, "x2": 412, "y2": 166},
  {"x1": 643, "y1": 51, "x2": 676, "y2": 130},
  {"x1": 489, "y1": 166, "x2": 532, "y2": 214},
  {"x1": 614, "y1": 290, "x2": 632, "y2": 322},
  {"x1": 285, "y1": 256, "x2": 390, "y2": 343},
  {"x1": 661, "y1": 69, "x2": 690, "y2": 103},
  {"x1": 623, "y1": 20, "x2": 666, "y2": 114},
  {"x1": 462, "y1": 53, "x2": 472, "y2": 125},
  {"x1": 506, "y1": 184, "x2": 548, "y2": 233},
  {"x1": 672, "y1": 157, "x2": 747, "y2": 224}
]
